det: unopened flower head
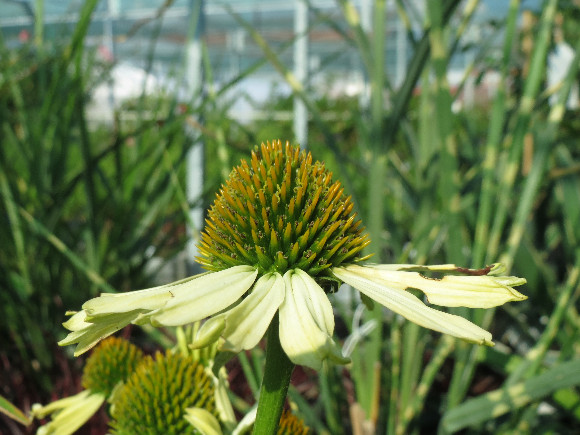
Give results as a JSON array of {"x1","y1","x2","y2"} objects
[
  {"x1": 82, "y1": 336, "x2": 144, "y2": 396},
  {"x1": 110, "y1": 351, "x2": 218, "y2": 435},
  {"x1": 31, "y1": 337, "x2": 144, "y2": 435},
  {"x1": 199, "y1": 140, "x2": 370, "y2": 281},
  {"x1": 60, "y1": 140, "x2": 527, "y2": 371}
]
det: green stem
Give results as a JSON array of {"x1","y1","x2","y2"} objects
[{"x1": 254, "y1": 314, "x2": 295, "y2": 434}]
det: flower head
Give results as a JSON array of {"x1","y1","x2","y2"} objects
[
  {"x1": 198, "y1": 140, "x2": 370, "y2": 277},
  {"x1": 31, "y1": 337, "x2": 144, "y2": 435},
  {"x1": 109, "y1": 351, "x2": 218, "y2": 435},
  {"x1": 81, "y1": 336, "x2": 144, "y2": 396},
  {"x1": 60, "y1": 140, "x2": 526, "y2": 370}
]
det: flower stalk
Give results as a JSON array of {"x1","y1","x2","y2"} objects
[{"x1": 254, "y1": 314, "x2": 295, "y2": 434}]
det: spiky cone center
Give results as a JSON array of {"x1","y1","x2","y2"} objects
[
  {"x1": 277, "y1": 409, "x2": 310, "y2": 435},
  {"x1": 198, "y1": 140, "x2": 370, "y2": 282},
  {"x1": 81, "y1": 337, "x2": 144, "y2": 396},
  {"x1": 109, "y1": 351, "x2": 217, "y2": 435}
]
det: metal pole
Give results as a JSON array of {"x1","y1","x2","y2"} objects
[
  {"x1": 293, "y1": 0, "x2": 308, "y2": 148},
  {"x1": 185, "y1": 0, "x2": 205, "y2": 271}
]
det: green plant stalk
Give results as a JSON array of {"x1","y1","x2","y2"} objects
[
  {"x1": 362, "y1": 0, "x2": 387, "y2": 422},
  {"x1": 387, "y1": 323, "x2": 401, "y2": 435},
  {"x1": 442, "y1": 0, "x2": 520, "y2": 414},
  {"x1": 446, "y1": 8, "x2": 580, "y2": 410},
  {"x1": 0, "y1": 394, "x2": 30, "y2": 426},
  {"x1": 512, "y1": 259, "x2": 580, "y2": 433},
  {"x1": 487, "y1": 0, "x2": 557, "y2": 260},
  {"x1": 427, "y1": 2, "x2": 470, "y2": 417},
  {"x1": 34, "y1": 0, "x2": 44, "y2": 46},
  {"x1": 77, "y1": 92, "x2": 101, "y2": 296},
  {"x1": 453, "y1": 0, "x2": 479, "y2": 42},
  {"x1": 398, "y1": 322, "x2": 423, "y2": 425},
  {"x1": 254, "y1": 314, "x2": 295, "y2": 434},
  {"x1": 287, "y1": 387, "x2": 330, "y2": 435},
  {"x1": 320, "y1": 365, "x2": 343, "y2": 434},
  {"x1": 398, "y1": 336, "x2": 455, "y2": 434},
  {"x1": 344, "y1": 0, "x2": 388, "y2": 419},
  {"x1": 506, "y1": 251, "x2": 580, "y2": 386},
  {"x1": 471, "y1": 0, "x2": 515, "y2": 266},
  {"x1": 337, "y1": 0, "x2": 373, "y2": 75},
  {"x1": 238, "y1": 351, "x2": 260, "y2": 397},
  {"x1": 500, "y1": 33, "x2": 580, "y2": 270},
  {"x1": 385, "y1": 0, "x2": 462, "y2": 147},
  {"x1": 427, "y1": 0, "x2": 462, "y2": 264},
  {"x1": 0, "y1": 168, "x2": 33, "y2": 298},
  {"x1": 440, "y1": 358, "x2": 580, "y2": 433}
]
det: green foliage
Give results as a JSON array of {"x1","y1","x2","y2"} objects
[
  {"x1": 0, "y1": 8, "x2": 190, "y2": 402},
  {"x1": 0, "y1": 394, "x2": 30, "y2": 427}
]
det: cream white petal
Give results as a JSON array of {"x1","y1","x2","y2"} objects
[
  {"x1": 213, "y1": 367, "x2": 237, "y2": 432},
  {"x1": 216, "y1": 272, "x2": 285, "y2": 353},
  {"x1": 33, "y1": 391, "x2": 105, "y2": 435},
  {"x1": 294, "y1": 269, "x2": 335, "y2": 334},
  {"x1": 184, "y1": 407, "x2": 223, "y2": 435},
  {"x1": 61, "y1": 310, "x2": 90, "y2": 332},
  {"x1": 348, "y1": 264, "x2": 526, "y2": 308},
  {"x1": 61, "y1": 267, "x2": 258, "y2": 355},
  {"x1": 151, "y1": 266, "x2": 258, "y2": 326},
  {"x1": 31, "y1": 390, "x2": 92, "y2": 419},
  {"x1": 279, "y1": 269, "x2": 346, "y2": 370},
  {"x1": 83, "y1": 268, "x2": 252, "y2": 317},
  {"x1": 333, "y1": 266, "x2": 494, "y2": 345},
  {"x1": 232, "y1": 407, "x2": 257, "y2": 435},
  {"x1": 59, "y1": 311, "x2": 142, "y2": 356}
]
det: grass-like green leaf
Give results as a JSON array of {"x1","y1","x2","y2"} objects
[
  {"x1": 0, "y1": 394, "x2": 30, "y2": 426},
  {"x1": 441, "y1": 359, "x2": 580, "y2": 432}
]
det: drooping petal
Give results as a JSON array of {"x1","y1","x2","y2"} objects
[
  {"x1": 342, "y1": 264, "x2": 526, "y2": 308},
  {"x1": 83, "y1": 267, "x2": 255, "y2": 318},
  {"x1": 197, "y1": 273, "x2": 285, "y2": 353},
  {"x1": 31, "y1": 390, "x2": 105, "y2": 435},
  {"x1": 150, "y1": 266, "x2": 258, "y2": 326},
  {"x1": 60, "y1": 267, "x2": 258, "y2": 356},
  {"x1": 333, "y1": 266, "x2": 494, "y2": 345},
  {"x1": 82, "y1": 276, "x2": 200, "y2": 316},
  {"x1": 59, "y1": 310, "x2": 144, "y2": 356},
  {"x1": 279, "y1": 269, "x2": 347, "y2": 370},
  {"x1": 184, "y1": 407, "x2": 223, "y2": 435}
]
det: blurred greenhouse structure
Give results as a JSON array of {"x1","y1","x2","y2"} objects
[{"x1": 1, "y1": 0, "x2": 419, "y2": 120}]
